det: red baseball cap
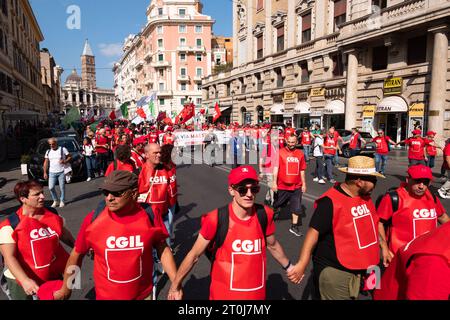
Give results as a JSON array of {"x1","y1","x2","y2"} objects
[
  {"x1": 426, "y1": 131, "x2": 436, "y2": 136},
  {"x1": 228, "y1": 166, "x2": 259, "y2": 186},
  {"x1": 37, "y1": 280, "x2": 63, "y2": 300},
  {"x1": 412, "y1": 130, "x2": 422, "y2": 135},
  {"x1": 132, "y1": 137, "x2": 146, "y2": 147},
  {"x1": 407, "y1": 165, "x2": 433, "y2": 180}
]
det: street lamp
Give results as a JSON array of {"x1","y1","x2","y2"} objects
[{"x1": 231, "y1": 90, "x2": 235, "y2": 125}]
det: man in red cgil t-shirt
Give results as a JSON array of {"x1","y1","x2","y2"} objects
[
  {"x1": 372, "y1": 129, "x2": 397, "y2": 175},
  {"x1": 272, "y1": 135, "x2": 307, "y2": 237},
  {"x1": 377, "y1": 165, "x2": 450, "y2": 267},
  {"x1": 54, "y1": 171, "x2": 178, "y2": 300},
  {"x1": 168, "y1": 166, "x2": 294, "y2": 300},
  {"x1": 398, "y1": 130, "x2": 430, "y2": 167}
]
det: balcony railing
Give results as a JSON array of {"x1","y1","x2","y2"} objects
[
  {"x1": 157, "y1": 90, "x2": 173, "y2": 97},
  {"x1": 151, "y1": 61, "x2": 171, "y2": 68},
  {"x1": 135, "y1": 60, "x2": 144, "y2": 70},
  {"x1": 178, "y1": 74, "x2": 190, "y2": 82}
]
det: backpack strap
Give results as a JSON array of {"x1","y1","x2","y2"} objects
[
  {"x1": 388, "y1": 190, "x2": 399, "y2": 213},
  {"x1": 113, "y1": 159, "x2": 117, "y2": 171},
  {"x1": 207, "y1": 206, "x2": 229, "y2": 263},
  {"x1": 91, "y1": 200, "x2": 106, "y2": 223},
  {"x1": 140, "y1": 203, "x2": 155, "y2": 226},
  {"x1": 255, "y1": 204, "x2": 268, "y2": 246},
  {"x1": 7, "y1": 212, "x2": 20, "y2": 230}
]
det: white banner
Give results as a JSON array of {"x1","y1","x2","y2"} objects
[{"x1": 172, "y1": 130, "x2": 231, "y2": 146}]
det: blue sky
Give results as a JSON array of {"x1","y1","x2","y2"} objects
[{"x1": 29, "y1": 0, "x2": 232, "y2": 89}]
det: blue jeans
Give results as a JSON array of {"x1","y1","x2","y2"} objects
[
  {"x1": 427, "y1": 156, "x2": 436, "y2": 169},
  {"x1": 324, "y1": 155, "x2": 334, "y2": 180},
  {"x1": 303, "y1": 145, "x2": 311, "y2": 162},
  {"x1": 409, "y1": 159, "x2": 427, "y2": 167},
  {"x1": 374, "y1": 154, "x2": 388, "y2": 174},
  {"x1": 49, "y1": 171, "x2": 65, "y2": 203},
  {"x1": 315, "y1": 156, "x2": 325, "y2": 179},
  {"x1": 85, "y1": 156, "x2": 96, "y2": 178},
  {"x1": 163, "y1": 205, "x2": 175, "y2": 246},
  {"x1": 334, "y1": 153, "x2": 339, "y2": 166}
]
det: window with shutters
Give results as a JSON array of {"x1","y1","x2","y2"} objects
[
  {"x1": 302, "y1": 13, "x2": 311, "y2": 43},
  {"x1": 256, "y1": 35, "x2": 263, "y2": 59},
  {"x1": 334, "y1": 0, "x2": 347, "y2": 32},
  {"x1": 277, "y1": 25, "x2": 284, "y2": 52},
  {"x1": 372, "y1": 46, "x2": 388, "y2": 71}
]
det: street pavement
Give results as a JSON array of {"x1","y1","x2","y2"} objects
[{"x1": 0, "y1": 152, "x2": 449, "y2": 300}]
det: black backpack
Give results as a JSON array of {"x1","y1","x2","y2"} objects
[
  {"x1": 375, "y1": 188, "x2": 438, "y2": 215},
  {"x1": 5, "y1": 206, "x2": 59, "y2": 231},
  {"x1": 205, "y1": 204, "x2": 268, "y2": 263},
  {"x1": 90, "y1": 200, "x2": 154, "y2": 225}
]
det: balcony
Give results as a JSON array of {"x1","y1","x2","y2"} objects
[
  {"x1": 144, "y1": 52, "x2": 152, "y2": 61},
  {"x1": 176, "y1": 46, "x2": 206, "y2": 53},
  {"x1": 178, "y1": 74, "x2": 190, "y2": 82},
  {"x1": 193, "y1": 75, "x2": 203, "y2": 82},
  {"x1": 151, "y1": 60, "x2": 171, "y2": 68},
  {"x1": 145, "y1": 78, "x2": 153, "y2": 86},
  {"x1": 157, "y1": 90, "x2": 173, "y2": 97}
]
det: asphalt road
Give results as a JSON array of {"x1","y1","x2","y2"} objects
[{"x1": 1, "y1": 151, "x2": 449, "y2": 300}]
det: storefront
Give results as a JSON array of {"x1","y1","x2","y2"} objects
[
  {"x1": 294, "y1": 102, "x2": 311, "y2": 129},
  {"x1": 362, "y1": 105, "x2": 376, "y2": 136},
  {"x1": 375, "y1": 95, "x2": 408, "y2": 143},
  {"x1": 323, "y1": 99, "x2": 345, "y2": 129},
  {"x1": 270, "y1": 103, "x2": 285, "y2": 123}
]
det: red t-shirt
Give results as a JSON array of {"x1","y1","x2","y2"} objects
[
  {"x1": 373, "y1": 136, "x2": 391, "y2": 155},
  {"x1": 349, "y1": 133, "x2": 362, "y2": 150},
  {"x1": 200, "y1": 204, "x2": 275, "y2": 300},
  {"x1": 277, "y1": 148, "x2": 307, "y2": 190},
  {"x1": 405, "y1": 255, "x2": 450, "y2": 300},
  {"x1": 404, "y1": 137, "x2": 428, "y2": 160},
  {"x1": 425, "y1": 139, "x2": 437, "y2": 156},
  {"x1": 285, "y1": 128, "x2": 296, "y2": 137},
  {"x1": 95, "y1": 136, "x2": 110, "y2": 154},
  {"x1": 443, "y1": 144, "x2": 450, "y2": 170},
  {"x1": 105, "y1": 160, "x2": 135, "y2": 177}
]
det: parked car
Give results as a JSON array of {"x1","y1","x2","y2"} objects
[
  {"x1": 55, "y1": 129, "x2": 82, "y2": 143},
  {"x1": 337, "y1": 130, "x2": 376, "y2": 158},
  {"x1": 27, "y1": 137, "x2": 86, "y2": 183}
]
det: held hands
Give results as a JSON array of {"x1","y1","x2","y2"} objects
[
  {"x1": 381, "y1": 247, "x2": 394, "y2": 268},
  {"x1": 271, "y1": 183, "x2": 278, "y2": 193},
  {"x1": 287, "y1": 263, "x2": 306, "y2": 285},
  {"x1": 53, "y1": 287, "x2": 72, "y2": 300},
  {"x1": 167, "y1": 286, "x2": 183, "y2": 300},
  {"x1": 22, "y1": 278, "x2": 39, "y2": 296}
]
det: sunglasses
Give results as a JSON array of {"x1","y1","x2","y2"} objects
[
  {"x1": 411, "y1": 178, "x2": 431, "y2": 186},
  {"x1": 102, "y1": 189, "x2": 128, "y2": 197},
  {"x1": 233, "y1": 185, "x2": 261, "y2": 197}
]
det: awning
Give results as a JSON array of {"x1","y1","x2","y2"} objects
[
  {"x1": 270, "y1": 104, "x2": 285, "y2": 115},
  {"x1": 3, "y1": 110, "x2": 41, "y2": 121},
  {"x1": 294, "y1": 102, "x2": 311, "y2": 114},
  {"x1": 377, "y1": 96, "x2": 408, "y2": 113},
  {"x1": 323, "y1": 100, "x2": 345, "y2": 115}
]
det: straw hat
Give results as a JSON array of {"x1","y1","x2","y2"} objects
[{"x1": 338, "y1": 156, "x2": 385, "y2": 178}]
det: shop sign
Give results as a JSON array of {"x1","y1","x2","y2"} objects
[
  {"x1": 264, "y1": 111, "x2": 271, "y2": 119},
  {"x1": 284, "y1": 92, "x2": 296, "y2": 100},
  {"x1": 311, "y1": 88, "x2": 325, "y2": 97},
  {"x1": 325, "y1": 88, "x2": 345, "y2": 99},
  {"x1": 409, "y1": 103, "x2": 425, "y2": 117},
  {"x1": 384, "y1": 77, "x2": 403, "y2": 95},
  {"x1": 310, "y1": 110, "x2": 323, "y2": 117},
  {"x1": 363, "y1": 105, "x2": 375, "y2": 118}
]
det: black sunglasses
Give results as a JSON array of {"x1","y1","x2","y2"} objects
[
  {"x1": 102, "y1": 189, "x2": 128, "y2": 197},
  {"x1": 233, "y1": 185, "x2": 261, "y2": 197},
  {"x1": 411, "y1": 178, "x2": 431, "y2": 186}
]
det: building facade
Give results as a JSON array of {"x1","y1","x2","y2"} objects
[
  {"x1": 61, "y1": 40, "x2": 114, "y2": 118},
  {"x1": 114, "y1": 0, "x2": 214, "y2": 119},
  {"x1": 0, "y1": 0, "x2": 45, "y2": 133},
  {"x1": 212, "y1": 35, "x2": 233, "y2": 69},
  {"x1": 40, "y1": 48, "x2": 63, "y2": 115},
  {"x1": 202, "y1": 0, "x2": 450, "y2": 144}
]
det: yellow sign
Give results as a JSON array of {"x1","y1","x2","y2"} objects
[
  {"x1": 363, "y1": 105, "x2": 375, "y2": 118},
  {"x1": 384, "y1": 77, "x2": 403, "y2": 95},
  {"x1": 284, "y1": 92, "x2": 296, "y2": 100},
  {"x1": 409, "y1": 103, "x2": 425, "y2": 117},
  {"x1": 264, "y1": 111, "x2": 271, "y2": 119},
  {"x1": 311, "y1": 88, "x2": 325, "y2": 97}
]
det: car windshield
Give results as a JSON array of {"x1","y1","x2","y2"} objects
[
  {"x1": 36, "y1": 139, "x2": 79, "y2": 155},
  {"x1": 360, "y1": 132, "x2": 373, "y2": 139}
]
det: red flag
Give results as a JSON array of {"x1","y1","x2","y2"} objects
[
  {"x1": 157, "y1": 111, "x2": 167, "y2": 123},
  {"x1": 163, "y1": 117, "x2": 173, "y2": 126},
  {"x1": 213, "y1": 102, "x2": 222, "y2": 123},
  {"x1": 200, "y1": 109, "x2": 206, "y2": 115},
  {"x1": 176, "y1": 103, "x2": 195, "y2": 125},
  {"x1": 109, "y1": 110, "x2": 116, "y2": 120},
  {"x1": 136, "y1": 108, "x2": 147, "y2": 119}
]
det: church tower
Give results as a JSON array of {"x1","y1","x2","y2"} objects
[{"x1": 81, "y1": 39, "x2": 96, "y2": 89}]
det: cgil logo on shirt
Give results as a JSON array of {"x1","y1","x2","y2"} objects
[
  {"x1": 149, "y1": 176, "x2": 168, "y2": 184},
  {"x1": 351, "y1": 204, "x2": 372, "y2": 217},
  {"x1": 30, "y1": 227, "x2": 56, "y2": 239},
  {"x1": 106, "y1": 236, "x2": 144, "y2": 249},
  {"x1": 413, "y1": 208, "x2": 437, "y2": 219},
  {"x1": 232, "y1": 239, "x2": 262, "y2": 253},
  {"x1": 287, "y1": 157, "x2": 299, "y2": 163}
]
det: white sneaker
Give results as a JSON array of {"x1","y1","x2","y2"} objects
[
  {"x1": 313, "y1": 177, "x2": 319, "y2": 182},
  {"x1": 86, "y1": 177, "x2": 92, "y2": 182},
  {"x1": 51, "y1": 201, "x2": 59, "y2": 208},
  {"x1": 59, "y1": 202, "x2": 65, "y2": 208},
  {"x1": 318, "y1": 179, "x2": 326, "y2": 184}
]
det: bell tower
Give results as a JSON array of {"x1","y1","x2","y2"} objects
[{"x1": 81, "y1": 39, "x2": 96, "y2": 89}]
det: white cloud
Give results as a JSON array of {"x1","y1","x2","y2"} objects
[{"x1": 98, "y1": 43, "x2": 123, "y2": 57}]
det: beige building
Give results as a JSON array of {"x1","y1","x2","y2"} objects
[
  {"x1": 61, "y1": 40, "x2": 114, "y2": 118},
  {"x1": 0, "y1": 0, "x2": 46, "y2": 133},
  {"x1": 202, "y1": 0, "x2": 450, "y2": 145},
  {"x1": 212, "y1": 35, "x2": 233, "y2": 68},
  {"x1": 40, "y1": 48, "x2": 63, "y2": 115}
]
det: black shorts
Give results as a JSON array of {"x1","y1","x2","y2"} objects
[{"x1": 273, "y1": 188, "x2": 302, "y2": 216}]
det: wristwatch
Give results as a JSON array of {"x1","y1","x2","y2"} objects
[{"x1": 283, "y1": 261, "x2": 292, "y2": 271}]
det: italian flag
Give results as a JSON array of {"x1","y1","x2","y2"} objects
[{"x1": 109, "y1": 102, "x2": 130, "y2": 120}]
